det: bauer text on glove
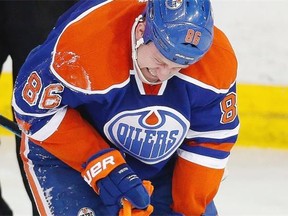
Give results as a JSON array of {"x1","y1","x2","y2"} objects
[{"x1": 81, "y1": 148, "x2": 151, "y2": 215}]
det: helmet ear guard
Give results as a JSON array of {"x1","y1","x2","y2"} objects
[{"x1": 143, "y1": 0, "x2": 214, "y2": 65}]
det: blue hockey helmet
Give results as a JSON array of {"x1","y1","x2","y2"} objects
[{"x1": 143, "y1": 0, "x2": 214, "y2": 65}]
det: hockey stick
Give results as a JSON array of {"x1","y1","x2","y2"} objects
[
  {"x1": 122, "y1": 199, "x2": 132, "y2": 216},
  {"x1": 0, "y1": 114, "x2": 21, "y2": 137}
]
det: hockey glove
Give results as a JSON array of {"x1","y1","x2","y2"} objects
[
  {"x1": 81, "y1": 148, "x2": 151, "y2": 215},
  {"x1": 119, "y1": 180, "x2": 154, "y2": 216}
]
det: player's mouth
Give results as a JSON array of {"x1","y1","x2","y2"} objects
[
  {"x1": 138, "y1": 66, "x2": 162, "y2": 84},
  {"x1": 142, "y1": 67, "x2": 159, "y2": 83}
]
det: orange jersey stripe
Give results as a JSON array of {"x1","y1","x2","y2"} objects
[
  {"x1": 20, "y1": 135, "x2": 49, "y2": 216},
  {"x1": 172, "y1": 156, "x2": 224, "y2": 215},
  {"x1": 143, "y1": 83, "x2": 162, "y2": 95},
  {"x1": 30, "y1": 108, "x2": 110, "y2": 172}
]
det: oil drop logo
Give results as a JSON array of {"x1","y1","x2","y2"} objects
[{"x1": 104, "y1": 106, "x2": 189, "y2": 164}]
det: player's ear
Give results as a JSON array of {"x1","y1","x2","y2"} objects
[{"x1": 135, "y1": 22, "x2": 146, "y2": 40}]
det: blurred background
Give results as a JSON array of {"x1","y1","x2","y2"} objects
[{"x1": 1, "y1": 0, "x2": 288, "y2": 215}]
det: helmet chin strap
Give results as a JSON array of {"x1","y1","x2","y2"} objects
[{"x1": 131, "y1": 15, "x2": 162, "y2": 85}]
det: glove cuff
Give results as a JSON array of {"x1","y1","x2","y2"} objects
[{"x1": 81, "y1": 149, "x2": 126, "y2": 193}]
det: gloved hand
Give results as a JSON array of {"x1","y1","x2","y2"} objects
[
  {"x1": 81, "y1": 148, "x2": 152, "y2": 215},
  {"x1": 119, "y1": 180, "x2": 154, "y2": 216}
]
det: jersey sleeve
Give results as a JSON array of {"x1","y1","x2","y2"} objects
[
  {"x1": 171, "y1": 84, "x2": 239, "y2": 215},
  {"x1": 11, "y1": 1, "x2": 114, "y2": 172},
  {"x1": 171, "y1": 27, "x2": 239, "y2": 215},
  {"x1": 12, "y1": 56, "x2": 111, "y2": 171},
  {"x1": 12, "y1": 0, "x2": 146, "y2": 172}
]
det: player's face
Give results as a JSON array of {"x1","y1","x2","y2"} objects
[{"x1": 137, "y1": 42, "x2": 188, "y2": 83}]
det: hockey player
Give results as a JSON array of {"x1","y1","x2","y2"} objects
[{"x1": 12, "y1": 0, "x2": 239, "y2": 215}]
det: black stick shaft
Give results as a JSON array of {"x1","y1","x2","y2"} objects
[{"x1": 0, "y1": 115, "x2": 21, "y2": 137}]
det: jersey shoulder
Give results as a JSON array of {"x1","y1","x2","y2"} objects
[
  {"x1": 180, "y1": 26, "x2": 238, "y2": 90},
  {"x1": 50, "y1": 0, "x2": 146, "y2": 92}
]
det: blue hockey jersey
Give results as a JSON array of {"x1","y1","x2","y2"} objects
[{"x1": 12, "y1": 0, "x2": 239, "y2": 215}]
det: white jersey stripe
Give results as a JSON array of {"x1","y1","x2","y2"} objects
[
  {"x1": 131, "y1": 69, "x2": 168, "y2": 96},
  {"x1": 187, "y1": 124, "x2": 240, "y2": 140},
  {"x1": 12, "y1": 95, "x2": 65, "y2": 117},
  {"x1": 177, "y1": 148, "x2": 229, "y2": 169},
  {"x1": 30, "y1": 108, "x2": 67, "y2": 141},
  {"x1": 176, "y1": 73, "x2": 236, "y2": 94}
]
